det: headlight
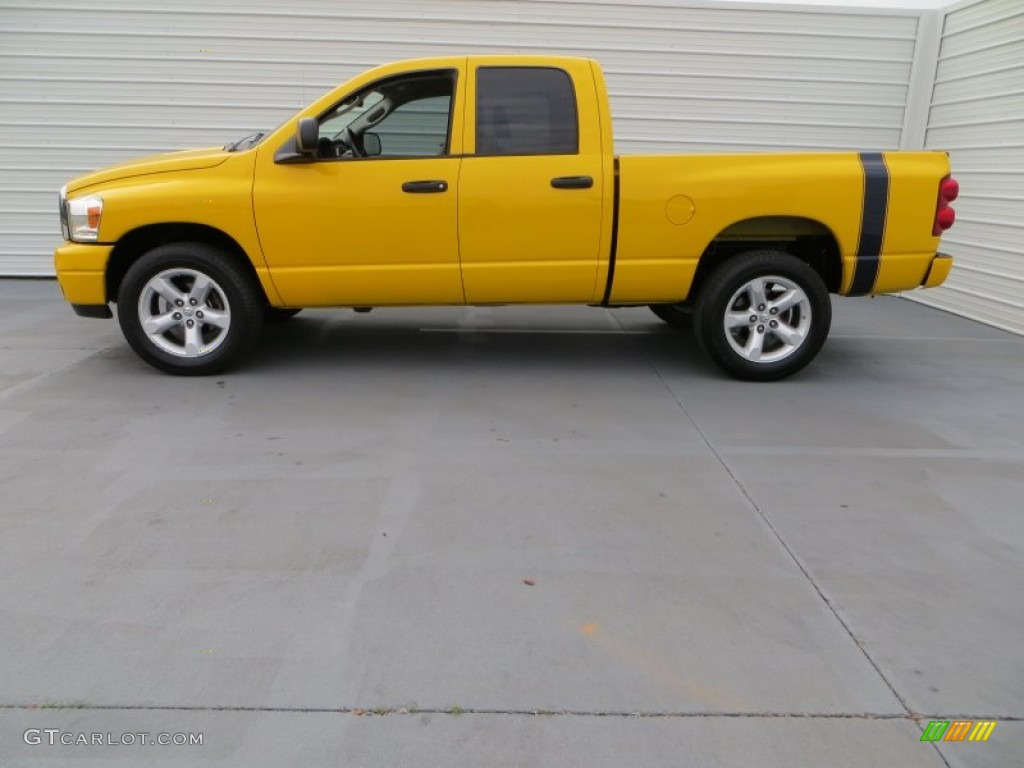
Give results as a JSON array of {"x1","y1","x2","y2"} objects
[
  {"x1": 58, "y1": 185, "x2": 69, "y2": 240},
  {"x1": 66, "y1": 194, "x2": 103, "y2": 242}
]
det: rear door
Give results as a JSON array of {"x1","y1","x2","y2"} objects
[{"x1": 458, "y1": 58, "x2": 606, "y2": 303}]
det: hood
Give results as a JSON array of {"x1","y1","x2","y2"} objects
[{"x1": 66, "y1": 147, "x2": 231, "y2": 194}]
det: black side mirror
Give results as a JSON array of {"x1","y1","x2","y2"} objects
[
  {"x1": 363, "y1": 132, "x2": 382, "y2": 157},
  {"x1": 296, "y1": 118, "x2": 319, "y2": 155}
]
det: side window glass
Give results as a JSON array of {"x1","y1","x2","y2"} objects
[
  {"x1": 316, "y1": 71, "x2": 454, "y2": 159},
  {"x1": 475, "y1": 67, "x2": 578, "y2": 156},
  {"x1": 372, "y1": 95, "x2": 451, "y2": 157}
]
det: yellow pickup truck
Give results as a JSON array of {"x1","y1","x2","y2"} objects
[{"x1": 55, "y1": 55, "x2": 958, "y2": 380}]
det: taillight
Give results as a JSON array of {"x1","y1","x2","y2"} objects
[
  {"x1": 940, "y1": 177, "x2": 959, "y2": 202},
  {"x1": 933, "y1": 175, "x2": 958, "y2": 236}
]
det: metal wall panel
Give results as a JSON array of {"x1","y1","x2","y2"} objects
[
  {"x1": 909, "y1": 0, "x2": 1024, "y2": 334},
  {"x1": 0, "y1": 0, "x2": 921, "y2": 275}
]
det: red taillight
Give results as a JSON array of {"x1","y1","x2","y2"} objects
[
  {"x1": 936, "y1": 207, "x2": 956, "y2": 230},
  {"x1": 933, "y1": 174, "x2": 958, "y2": 236}
]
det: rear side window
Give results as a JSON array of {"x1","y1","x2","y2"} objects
[{"x1": 475, "y1": 67, "x2": 578, "y2": 156}]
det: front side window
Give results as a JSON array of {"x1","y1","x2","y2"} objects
[
  {"x1": 316, "y1": 70, "x2": 454, "y2": 159},
  {"x1": 475, "y1": 67, "x2": 578, "y2": 156}
]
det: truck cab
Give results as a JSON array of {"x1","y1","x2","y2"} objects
[{"x1": 254, "y1": 56, "x2": 614, "y2": 307}]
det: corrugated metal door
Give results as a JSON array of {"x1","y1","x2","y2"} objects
[
  {"x1": 909, "y1": 0, "x2": 1024, "y2": 334},
  {"x1": 0, "y1": 0, "x2": 922, "y2": 276}
]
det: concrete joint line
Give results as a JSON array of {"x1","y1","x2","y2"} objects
[
  {"x1": 605, "y1": 300, "x2": 916, "y2": 720},
  {"x1": 2, "y1": 703, "x2": 1022, "y2": 719}
]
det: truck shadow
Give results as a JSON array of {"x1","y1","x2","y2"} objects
[
  {"x1": 244, "y1": 314, "x2": 897, "y2": 384},
  {"x1": 246, "y1": 315, "x2": 720, "y2": 378}
]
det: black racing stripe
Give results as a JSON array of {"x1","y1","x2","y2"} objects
[
  {"x1": 600, "y1": 157, "x2": 621, "y2": 306},
  {"x1": 849, "y1": 152, "x2": 890, "y2": 295}
]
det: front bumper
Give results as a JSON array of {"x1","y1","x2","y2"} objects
[{"x1": 54, "y1": 242, "x2": 112, "y2": 307}]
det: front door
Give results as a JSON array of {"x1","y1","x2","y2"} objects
[
  {"x1": 254, "y1": 67, "x2": 465, "y2": 307},
  {"x1": 458, "y1": 60, "x2": 606, "y2": 304}
]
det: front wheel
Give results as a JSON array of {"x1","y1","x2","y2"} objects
[
  {"x1": 117, "y1": 243, "x2": 264, "y2": 375},
  {"x1": 693, "y1": 251, "x2": 831, "y2": 381}
]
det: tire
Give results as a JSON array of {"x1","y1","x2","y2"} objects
[
  {"x1": 693, "y1": 251, "x2": 831, "y2": 381},
  {"x1": 117, "y1": 242, "x2": 264, "y2": 375},
  {"x1": 264, "y1": 307, "x2": 302, "y2": 322},
  {"x1": 649, "y1": 303, "x2": 692, "y2": 328}
]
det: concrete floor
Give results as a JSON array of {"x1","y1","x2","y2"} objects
[{"x1": 0, "y1": 279, "x2": 1021, "y2": 767}]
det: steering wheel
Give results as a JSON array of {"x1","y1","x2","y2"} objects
[{"x1": 344, "y1": 127, "x2": 366, "y2": 158}]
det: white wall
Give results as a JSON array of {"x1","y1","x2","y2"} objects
[
  {"x1": 0, "y1": 0, "x2": 924, "y2": 276},
  {"x1": 907, "y1": 0, "x2": 1024, "y2": 334}
]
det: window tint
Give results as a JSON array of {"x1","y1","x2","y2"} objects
[
  {"x1": 475, "y1": 67, "x2": 578, "y2": 156},
  {"x1": 316, "y1": 71, "x2": 454, "y2": 159}
]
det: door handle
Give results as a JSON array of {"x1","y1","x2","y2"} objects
[
  {"x1": 402, "y1": 180, "x2": 448, "y2": 193},
  {"x1": 551, "y1": 176, "x2": 593, "y2": 189}
]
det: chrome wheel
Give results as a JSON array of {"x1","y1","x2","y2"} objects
[
  {"x1": 137, "y1": 268, "x2": 232, "y2": 358},
  {"x1": 722, "y1": 275, "x2": 811, "y2": 364}
]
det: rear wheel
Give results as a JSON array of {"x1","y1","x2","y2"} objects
[
  {"x1": 693, "y1": 251, "x2": 831, "y2": 381},
  {"x1": 649, "y1": 303, "x2": 692, "y2": 328},
  {"x1": 117, "y1": 243, "x2": 264, "y2": 375}
]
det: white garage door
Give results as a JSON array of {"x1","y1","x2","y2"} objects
[
  {"x1": 0, "y1": 0, "x2": 922, "y2": 276},
  {"x1": 909, "y1": 0, "x2": 1024, "y2": 334}
]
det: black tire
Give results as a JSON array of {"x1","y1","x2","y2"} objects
[
  {"x1": 117, "y1": 242, "x2": 264, "y2": 375},
  {"x1": 649, "y1": 303, "x2": 692, "y2": 328},
  {"x1": 264, "y1": 307, "x2": 302, "y2": 322},
  {"x1": 693, "y1": 251, "x2": 831, "y2": 381}
]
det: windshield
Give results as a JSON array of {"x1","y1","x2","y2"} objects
[
  {"x1": 225, "y1": 110, "x2": 302, "y2": 151},
  {"x1": 225, "y1": 132, "x2": 267, "y2": 152}
]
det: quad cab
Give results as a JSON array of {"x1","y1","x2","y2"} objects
[{"x1": 55, "y1": 56, "x2": 957, "y2": 380}]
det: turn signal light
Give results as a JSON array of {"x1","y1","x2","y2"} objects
[{"x1": 65, "y1": 194, "x2": 103, "y2": 242}]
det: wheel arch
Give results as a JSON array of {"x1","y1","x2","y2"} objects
[
  {"x1": 106, "y1": 223, "x2": 267, "y2": 304},
  {"x1": 689, "y1": 216, "x2": 842, "y2": 301}
]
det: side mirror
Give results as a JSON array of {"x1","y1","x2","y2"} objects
[
  {"x1": 296, "y1": 117, "x2": 319, "y2": 155},
  {"x1": 363, "y1": 132, "x2": 382, "y2": 157}
]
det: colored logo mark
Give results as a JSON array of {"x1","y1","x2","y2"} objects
[{"x1": 921, "y1": 720, "x2": 996, "y2": 742}]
